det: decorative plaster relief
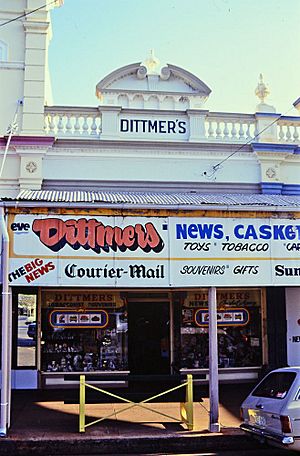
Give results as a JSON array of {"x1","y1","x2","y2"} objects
[
  {"x1": 25, "y1": 161, "x2": 37, "y2": 173},
  {"x1": 265, "y1": 167, "x2": 276, "y2": 179}
]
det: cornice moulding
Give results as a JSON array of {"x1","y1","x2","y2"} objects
[
  {"x1": 0, "y1": 62, "x2": 25, "y2": 70},
  {"x1": 45, "y1": 147, "x2": 254, "y2": 161},
  {"x1": 52, "y1": 138, "x2": 253, "y2": 153}
]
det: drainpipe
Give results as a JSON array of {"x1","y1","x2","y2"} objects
[{"x1": 0, "y1": 205, "x2": 11, "y2": 437}]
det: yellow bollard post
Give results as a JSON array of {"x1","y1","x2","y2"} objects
[
  {"x1": 79, "y1": 375, "x2": 85, "y2": 433},
  {"x1": 180, "y1": 400, "x2": 187, "y2": 423},
  {"x1": 186, "y1": 374, "x2": 194, "y2": 430}
]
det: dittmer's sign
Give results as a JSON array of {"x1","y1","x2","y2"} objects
[
  {"x1": 120, "y1": 118, "x2": 187, "y2": 134},
  {"x1": 32, "y1": 218, "x2": 164, "y2": 253},
  {"x1": 8, "y1": 214, "x2": 300, "y2": 287},
  {"x1": 119, "y1": 114, "x2": 189, "y2": 140},
  {"x1": 43, "y1": 290, "x2": 124, "y2": 308}
]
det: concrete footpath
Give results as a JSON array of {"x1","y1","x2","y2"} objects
[{"x1": 0, "y1": 383, "x2": 265, "y2": 455}]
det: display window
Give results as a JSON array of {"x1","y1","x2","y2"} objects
[
  {"x1": 41, "y1": 290, "x2": 128, "y2": 373},
  {"x1": 12, "y1": 290, "x2": 38, "y2": 369},
  {"x1": 180, "y1": 289, "x2": 263, "y2": 369}
]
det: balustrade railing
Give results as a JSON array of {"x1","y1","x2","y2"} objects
[
  {"x1": 44, "y1": 107, "x2": 300, "y2": 144},
  {"x1": 277, "y1": 116, "x2": 300, "y2": 143},
  {"x1": 205, "y1": 112, "x2": 257, "y2": 142},
  {"x1": 44, "y1": 106, "x2": 102, "y2": 137}
]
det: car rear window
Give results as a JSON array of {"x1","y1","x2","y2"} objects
[{"x1": 252, "y1": 372, "x2": 296, "y2": 399}]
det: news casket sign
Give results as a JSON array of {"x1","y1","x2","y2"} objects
[{"x1": 8, "y1": 213, "x2": 300, "y2": 286}]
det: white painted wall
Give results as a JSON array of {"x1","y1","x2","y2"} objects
[
  {"x1": 0, "y1": 1, "x2": 57, "y2": 137},
  {"x1": 282, "y1": 160, "x2": 300, "y2": 185},
  {"x1": 0, "y1": 5, "x2": 25, "y2": 136},
  {"x1": 43, "y1": 147, "x2": 259, "y2": 185},
  {"x1": 0, "y1": 1, "x2": 298, "y2": 199}
]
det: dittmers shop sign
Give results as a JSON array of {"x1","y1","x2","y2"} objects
[
  {"x1": 8, "y1": 214, "x2": 300, "y2": 287},
  {"x1": 119, "y1": 114, "x2": 189, "y2": 140}
]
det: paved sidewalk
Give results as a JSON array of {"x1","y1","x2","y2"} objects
[{"x1": 0, "y1": 383, "x2": 260, "y2": 455}]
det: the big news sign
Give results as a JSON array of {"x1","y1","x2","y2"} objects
[{"x1": 8, "y1": 214, "x2": 300, "y2": 287}]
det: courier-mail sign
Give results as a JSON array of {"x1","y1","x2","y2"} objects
[
  {"x1": 8, "y1": 214, "x2": 300, "y2": 287},
  {"x1": 8, "y1": 215, "x2": 169, "y2": 287}
]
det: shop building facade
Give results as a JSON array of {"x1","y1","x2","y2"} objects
[
  {"x1": 0, "y1": 2, "x2": 300, "y2": 400},
  {"x1": 4, "y1": 203, "x2": 300, "y2": 390}
]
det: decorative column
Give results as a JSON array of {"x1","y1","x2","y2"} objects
[
  {"x1": 187, "y1": 110, "x2": 208, "y2": 142},
  {"x1": 254, "y1": 74, "x2": 278, "y2": 143},
  {"x1": 15, "y1": 136, "x2": 55, "y2": 190},
  {"x1": 21, "y1": 19, "x2": 49, "y2": 135},
  {"x1": 21, "y1": 1, "x2": 62, "y2": 135},
  {"x1": 253, "y1": 143, "x2": 295, "y2": 194},
  {"x1": 99, "y1": 106, "x2": 122, "y2": 140}
]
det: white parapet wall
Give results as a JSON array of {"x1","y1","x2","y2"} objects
[{"x1": 0, "y1": 1, "x2": 60, "y2": 137}]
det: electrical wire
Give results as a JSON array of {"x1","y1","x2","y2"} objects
[
  {"x1": 1, "y1": 1, "x2": 296, "y2": 179},
  {"x1": 0, "y1": 0, "x2": 60, "y2": 28},
  {"x1": 202, "y1": 105, "x2": 295, "y2": 179}
]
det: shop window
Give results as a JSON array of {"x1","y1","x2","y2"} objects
[
  {"x1": 41, "y1": 291, "x2": 128, "y2": 373},
  {"x1": 16, "y1": 293, "x2": 37, "y2": 367},
  {"x1": 180, "y1": 289, "x2": 263, "y2": 369}
]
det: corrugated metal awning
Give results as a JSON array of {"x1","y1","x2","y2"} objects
[{"x1": 3, "y1": 189, "x2": 300, "y2": 209}]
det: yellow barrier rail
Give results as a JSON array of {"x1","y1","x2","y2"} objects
[{"x1": 79, "y1": 374, "x2": 194, "y2": 433}]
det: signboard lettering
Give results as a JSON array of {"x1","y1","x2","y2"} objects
[
  {"x1": 11, "y1": 222, "x2": 30, "y2": 232},
  {"x1": 8, "y1": 215, "x2": 300, "y2": 286},
  {"x1": 64, "y1": 263, "x2": 165, "y2": 279},
  {"x1": 32, "y1": 218, "x2": 164, "y2": 253},
  {"x1": 44, "y1": 291, "x2": 124, "y2": 308},
  {"x1": 120, "y1": 118, "x2": 187, "y2": 134},
  {"x1": 274, "y1": 265, "x2": 300, "y2": 277},
  {"x1": 9, "y1": 258, "x2": 55, "y2": 283}
]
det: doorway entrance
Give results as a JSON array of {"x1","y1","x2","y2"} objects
[{"x1": 128, "y1": 301, "x2": 170, "y2": 375}]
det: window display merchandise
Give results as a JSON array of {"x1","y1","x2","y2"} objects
[
  {"x1": 180, "y1": 289, "x2": 262, "y2": 369},
  {"x1": 41, "y1": 291, "x2": 128, "y2": 372}
]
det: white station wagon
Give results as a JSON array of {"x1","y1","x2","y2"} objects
[{"x1": 240, "y1": 367, "x2": 300, "y2": 452}]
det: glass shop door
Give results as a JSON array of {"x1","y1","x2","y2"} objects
[{"x1": 128, "y1": 301, "x2": 170, "y2": 375}]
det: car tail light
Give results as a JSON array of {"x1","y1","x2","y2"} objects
[{"x1": 280, "y1": 415, "x2": 292, "y2": 433}]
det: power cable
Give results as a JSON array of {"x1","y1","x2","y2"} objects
[
  {"x1": 1, "y1": 1, "x2": 296, "y2": 180},
  {"x1": 0, "y1": 0, "x2": 60, "y2": 28},
  {"x1": 202, "y1": 106, "x2": 295, "y2": 179}
]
